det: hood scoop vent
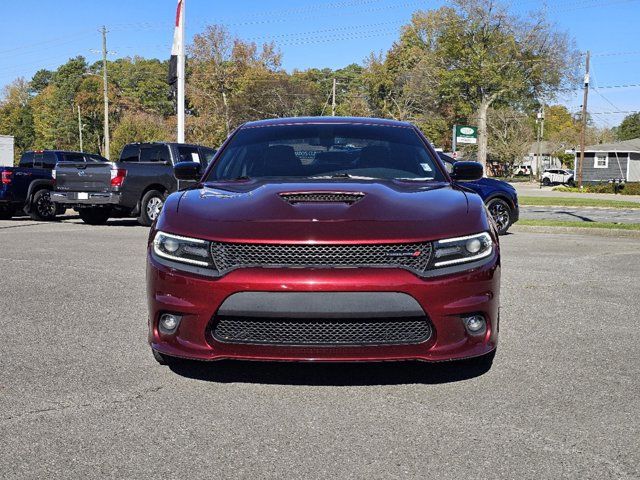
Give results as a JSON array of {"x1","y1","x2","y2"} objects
[{"x1": 279, "y1": 191, "x2": 366, "y2": 205}]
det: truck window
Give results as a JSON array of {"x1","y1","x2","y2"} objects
[
  {"x1": 19, "y1": 152, "x2": 34, "y2": 168},
  {"x1": 87, "y1": 154, "x2": 108, "y2": 163},
  {"x1": 177, "y1": 145, "x2": 201, "y2": 164},
  {"x1": 42, "y1": 152, "x2": 57, "y2": 168},
  {"x1": 200, "y1": 147, "x2": 217, "y2": 166},
  {"x1": 140, "y1": 145, "x2": 170, "y2": 163},
  {"x1": 120, "y1": 144, "x2": 140, "y2": 162},
  {"x1": 33, "y1": 152, "x2": 56, "y2": 169},
  {"x1": 62, "y1": 153, "x2": 86, "y2": 162}
]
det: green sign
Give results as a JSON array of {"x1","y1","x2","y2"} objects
[{"x1": 453, "y1": 125, "x2": 478, "y2": 146}]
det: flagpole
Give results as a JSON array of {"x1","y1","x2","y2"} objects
[{"x1": 177, "y1": 0, "x2": 185, "y2": 143}]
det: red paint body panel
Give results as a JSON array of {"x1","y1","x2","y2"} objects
[
  {"x1": 146, "y1": 118, "x2": 501, "y2": 362},
  {"x1": 147, "y1": 250, "x2": 500, "y2": 362}
]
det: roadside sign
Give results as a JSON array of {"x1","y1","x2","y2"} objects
[{"x1": 454, "y1": 125, "x2": 478, "y2": 145}]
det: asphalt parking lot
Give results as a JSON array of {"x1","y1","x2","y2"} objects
[{"x1": 1, "y1": 217, "x2": 638, "y2": 479}]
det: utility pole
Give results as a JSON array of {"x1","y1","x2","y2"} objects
[
  {"x1": 101, "y1": 26, "x2": 110, "y2": 160},
  {"x1": 578, "y1": 51, "x2": 590, "y2": 188},
  {"x1": 77, "y1": 105, "x2": 83, "y2": 152},
  {"x1": 331, "y1": 78, "x2": 337, "y2": 117},
  {"x1": 536, "y1": 105, "x2": 545, "y2": 186}
]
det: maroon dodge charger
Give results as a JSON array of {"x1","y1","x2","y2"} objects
[{"x1": 147, "y1": 117, "x2": 500, "y2": 366}]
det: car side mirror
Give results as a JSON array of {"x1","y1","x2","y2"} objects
[
  {"x1": 174, "y1": 161, "x2": 202, "y2": 181},
  {"x1": 450, "y1": 161, "x2": 483, "y2": 181}
]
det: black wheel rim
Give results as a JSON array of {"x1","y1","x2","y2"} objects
[
  {"x1": 489, "y1": 201, "x2": 510, "y2": 232},
  {"x1": 36, "y1": 192, "x2": 56, "y2": 218}
]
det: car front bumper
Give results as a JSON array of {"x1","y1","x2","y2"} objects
[
  {"x1": 147, "y1": 250, "x2": 500, "y2": 363},
  {"x1": 52, "y1": 191, "x2": 121, "y2": 206}
]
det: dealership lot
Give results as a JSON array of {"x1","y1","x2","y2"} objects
[{"x1": 1, "y1": 218, "x2": 638, "y2": 479}]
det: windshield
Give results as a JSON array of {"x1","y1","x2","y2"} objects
[{"x1": 206, "y1": 123, "x2": 445, "y2": 182}]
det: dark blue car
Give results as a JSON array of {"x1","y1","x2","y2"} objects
[{"x1": 439, "y1": 153, "x2": 519, "y2": 234}]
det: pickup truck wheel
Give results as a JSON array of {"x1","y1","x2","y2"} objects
[
  {"x1": 78, "y1": 208, "x2": 111, "y2": 225},
  {"x1": 0, "y1": 205, "x2": 15, "y2": 220},
  {"x1": 139, "y1": 190, "x2": 165, "y2": 226},
  {"x1": 29, "y1": 189, "x2": 57, "y2": 221},
  {"x1": 486, "y1": 198, "x2": 512, "y2": 235}
]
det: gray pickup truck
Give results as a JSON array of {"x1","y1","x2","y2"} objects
[{"x1": 52, "y1": 142, "x2": 216, "y2": 225}]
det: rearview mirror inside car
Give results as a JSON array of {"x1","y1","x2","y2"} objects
[
  {"x1": 450, "y1": 161, "x2": 483, "y2": 181},
  {"x1": 174, "y1": 161, "x2": 202, "y2": 181}
]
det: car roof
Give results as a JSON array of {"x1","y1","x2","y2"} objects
[
  {"x1": 241, "y1": 116, "x2": 414, "y2": 129},
  {"x1": 126, "y1": 142, "x2": 212, "y2": 148},
  {"x1": 26, "y1": 150, "x2": 86, "y2": 154}
]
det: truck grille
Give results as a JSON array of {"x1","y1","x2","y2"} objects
[
  {"x1": 210, "y1": 242, "x2": 432, "y2": 274},
  {"x1": 212, "y1": 316, "x2": 432, "y2": 346}
]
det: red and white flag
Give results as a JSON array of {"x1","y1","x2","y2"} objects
[{"x1": 167, "y1": 0, "x2": 184, "y2": 91}]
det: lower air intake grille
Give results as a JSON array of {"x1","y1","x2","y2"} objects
[
  {"x1": 212, "y1": 316, "x2": 432, "y2": 346},
  {"x1": 210, "y1": 242, "x2": 433, "y2": 274}
]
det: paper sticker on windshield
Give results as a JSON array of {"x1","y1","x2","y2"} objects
[
  {"x1": 191, "y1": 152, "x2": 201, "y2": 163},
  {"x1": 420, "y1": 163, "x2": 433, "y2": 172}
]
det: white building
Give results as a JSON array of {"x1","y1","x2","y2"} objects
[{"x1": 0, "y1": 135, "x2": 14, "y2": 167}]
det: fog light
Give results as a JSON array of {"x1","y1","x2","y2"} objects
[
  {"x1": 463, "y1": 315, "x2": 486, "y2": 335},
  {"x1": 159, "y1": 313, "x2": 181, "y2": 334}
]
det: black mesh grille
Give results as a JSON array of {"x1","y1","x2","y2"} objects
[
  {"x1": 212, "y1": 316, "x2": 432, "y2": 346},
  {"x1": 280, "y1": 192, "x2": 365, "y2": 204},
  {"x1": 210, "y1": 242, "x2": 432, "y2": 274}
]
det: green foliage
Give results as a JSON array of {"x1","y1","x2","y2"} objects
[
  {"x1": 110, "y1": 112, "x2": 171, "y2": 159},
  {"x1": 617, "y1": 113, "x2": 640, "y2": 141},
  {"x1": 0, "y1": 79, "x2": 35, "y2": 163},
  {"x1": 554, "y1": 182, "x2": 640, "y2": 196}
]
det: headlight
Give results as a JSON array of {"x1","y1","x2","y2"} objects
[
  {"x1": 153, "y1": 231, "x2": 213, "y2": 267},
  {"x1": 433, "y1": 232, "x2": 493, "y2": 267}
]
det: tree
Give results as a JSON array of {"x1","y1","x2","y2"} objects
[
  {"x1": 367, "y1": 0, "x2": 578, "y2": 166},
  {"x1": 0, "y1": 79, "x2": 35, "y2": 163},
  {"x1": 110, "y1": 112, "x2": 171, "y2": 159},
  {"x1": 487, "y1": 107, "x2": 534, "y2": 176},
  {"x1": 188, "y1": 24, "x2": 314, "y2": 146},
  {"x1": 617, "y1": 113, "x2": 640, "y2": 141}
]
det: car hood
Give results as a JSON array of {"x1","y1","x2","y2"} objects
[
  {"x1": 465, "y1": 177, "x2": 515, "y2": 191},
  {"x1": 157, "y1": 179, "x2": 490, "y2": 243}
]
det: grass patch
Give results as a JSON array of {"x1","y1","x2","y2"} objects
[
  {"x1": 519, "y1": 196, "x2": 640, "y2": 209},
  {"x1": 518, "y1": 219, "x2": 640, "y2": 230}
]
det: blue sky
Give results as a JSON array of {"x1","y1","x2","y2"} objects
[{"x1": 1, "y1": 0, "x2": 639, "y2": 127}]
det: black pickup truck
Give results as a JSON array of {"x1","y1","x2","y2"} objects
[
  {"x1": 1, "y1": 150, "x2": 108, "y2": 221},
  {"x1": 52, "y1": 142, "x2": 216, "y2": 226}
]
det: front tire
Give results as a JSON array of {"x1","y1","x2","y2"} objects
[
  {"x1": 29, "y1": 189, "x2": 57, "y2": 221},
  {"x1": 138, "y1": 190, "x2": 165, "y2": 226},
  {"x1": 78, "y1": 207, "x2": 111, "y2": 225},
  {"x1": 542, "y1": 177, "x2": 551, "y2": 186},
  {"x1": 486, "y1": 198, "x2": 513, "y2": 235}
]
